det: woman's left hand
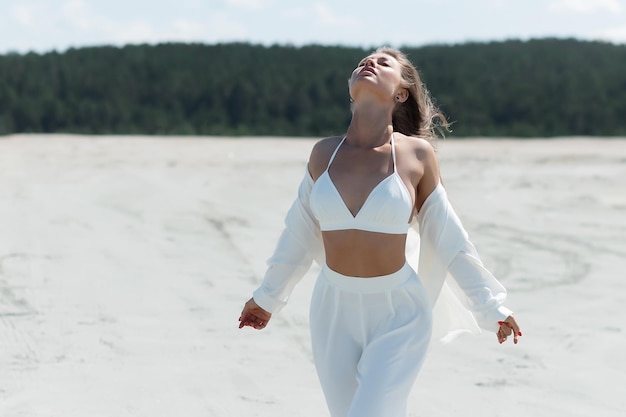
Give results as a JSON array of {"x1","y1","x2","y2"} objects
[{"x1": 497, "y1": 315, "x2": 522, "y2": 344}]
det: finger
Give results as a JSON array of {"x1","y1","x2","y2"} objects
[
  {"x1": 498, "y1": 319, "x2": 522, "y2": 336},
  {"x1": 497, "y1": 329, "x2": 506, "y2": 344},
  {"x1": 507, "y1": 321, "x2": 522, "y2": 341},
  {"x1": 502, "y1": 318, "x2": 522, "y2": 338},
  {"x1": 502, "y1": 320, "x2": 518, "y2": 334},
  {"x1": 510, "y1": 323, "x2": 521, "y2": 344},
  {"x1": 510, "y1": 322, "x2": 522, "y2": 338},
  {"x1": 240, "y1": 314, "x2": 265, "y2": 330},
  {"x1": 498, "y1": 323, "x2": 512, "y2": 337},
  {"x1": 244, "y1": 320, "x2": 258, "y2": 329},
  {"x1": 239, "y1": 313, "x2": 256, "y2": 329}
]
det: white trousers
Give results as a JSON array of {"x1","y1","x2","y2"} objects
[{"x1": 309, "y1": 263, "x2": 433, "y2": 417}]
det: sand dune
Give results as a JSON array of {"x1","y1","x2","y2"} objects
[{"x1": 0, "y1": 135, "x2": 624, "y2": 416}]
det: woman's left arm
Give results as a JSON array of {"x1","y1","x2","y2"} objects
[
  {"x1": 414, "y1": 138, "x2": 521, "y2": 344},
  {"x1": 447, "y1": 242, "x2": 522, "y2": 344}
]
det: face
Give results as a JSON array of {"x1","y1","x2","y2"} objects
[{"x1": 349, "y1": 53, "x2": 404, "y2": 103}]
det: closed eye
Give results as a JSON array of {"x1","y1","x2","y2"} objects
[{"x1": 356, "y1": 56, "x2": 391, "y2": 67}]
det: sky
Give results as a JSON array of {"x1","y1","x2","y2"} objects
[{"x1": 1, "y1": 0, "x2": 626, "y2": 54}]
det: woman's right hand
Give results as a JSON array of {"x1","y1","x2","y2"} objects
[{"x1": 238, "y1": 298, "x2": 272, "y2": 330}]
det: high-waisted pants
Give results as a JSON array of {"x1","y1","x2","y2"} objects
[{"x1": 309, "y1": 262, "x2": 433, "y2": 417}]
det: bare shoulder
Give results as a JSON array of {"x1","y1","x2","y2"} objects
[
  {"x1": 308, "y1": 135, "x2": 344, "y2": 180},
  {"x1": 394, "y1": 133, "x2": 439, "y2": 173},
  {"x1": 395, "y1": 134, "x2": 440, "y2": 210},
  {"x1": 397, "y1": 134, "x2": 438, "y2": 161}
]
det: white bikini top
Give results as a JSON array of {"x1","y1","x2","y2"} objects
[{"x1": 309, "y1": 135, "x2": 413, "y2": 234}]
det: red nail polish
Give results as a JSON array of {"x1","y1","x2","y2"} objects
[{"x1": 518, "y1": 332, "x2": 522, "y2": 336}]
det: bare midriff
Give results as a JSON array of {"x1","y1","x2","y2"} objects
[{"x1": 322, "y1": 230, "x2": 408, "y2": 277}]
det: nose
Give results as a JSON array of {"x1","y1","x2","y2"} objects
[{"x1": 364, "y1": 57, "x2": 375, "y2": 67}]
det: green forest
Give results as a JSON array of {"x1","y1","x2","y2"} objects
[{"x1": 1, "y1": 38, "x2": 625, "y2": 137}]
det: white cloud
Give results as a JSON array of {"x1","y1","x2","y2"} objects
[
  {"x1": 53, "y1": 1, "x2": 238, "y2": 47},
  {"x1": 595, "y1": 24, "x2": 626, "y2": 42},
  {"x1": 108, "y1": 21, "x2": 157, "y2": 44},
  {"x1": 132, "y1": 17, "x2": 247, "y2": 44},
  {"x1": 169, "y1": 19, "x2": 208, "y2": 39},
  {"x1": 59, "y1": 1, "x2": 153, "y2": 44},
  {"x1": 225, "y1": 0, "x2": 270, "y2": 11},
  {"x1": 548, "y1": 0, "x2": 623, "y2": 14},
  {"x1": 205, "y1": 12, "x2": 249, "y2": 40},
  {"x1": 62, "y1": 0, "x2": 93, "y2": 29},
  {"x1": 280, "y1": 6, "x2": 307, "y2": 19},
  {"x1": 312, "y1": 2, "x2": 358, "y2": 27},
  {"x1": 4, "y1": 0, "x2": 623, "y2": 54},
  {"x1": 11, "y1": 4, "x2": 35, "y2": 26},
  {"x1": 279, "y1": 3, "x2": 359, "y2": 31}
]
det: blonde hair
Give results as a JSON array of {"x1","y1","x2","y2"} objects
[{"x1": 375, "y1": 47, "x2": 449, "y2": 139}]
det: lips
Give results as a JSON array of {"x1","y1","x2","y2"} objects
[{"x1": 360, "y1": 67, "x2": 376, "y2": 76}]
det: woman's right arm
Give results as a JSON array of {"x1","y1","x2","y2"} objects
[
  {"x1": 239, "y1": 166, "x2": 323, "y2": 329},
  {"x1": 250, "y1": 167, "x2": 324, "y2": 314},
  {"x1": 238, "y1": 138, "x2": 337, "y2": 329}
]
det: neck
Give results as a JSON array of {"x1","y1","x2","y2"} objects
[{"x1": 346, "y1": 100, "x2": 395, "y2": 148}]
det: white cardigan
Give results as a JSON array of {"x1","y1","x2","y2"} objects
[{"x1": 253, "y1": 167, "x2": 513, "y2": 343}]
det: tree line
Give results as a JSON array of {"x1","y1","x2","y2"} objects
[{"x1": 0, "y1": 39, "x2": 624, "y2": 137}]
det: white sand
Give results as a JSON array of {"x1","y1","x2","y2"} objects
[{"x1": 0, "y1": 134, "x2": 624, "y2": 416}]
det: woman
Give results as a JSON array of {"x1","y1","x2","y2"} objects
[{"x1": 238, "y1": 47, "x2": 522, "y2": 417}]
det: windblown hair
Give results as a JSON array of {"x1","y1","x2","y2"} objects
[{"x1": 375, "y1": 47, "x2": 449, "y2": 140}]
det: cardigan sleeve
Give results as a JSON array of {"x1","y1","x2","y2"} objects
[
  {"x1": 447, "y1": 242, "x2": 513, "y2": 332},
  {"x1": 412, "y1": 182, "x2": 513, "y2": 339},
  {"x1": 252, "y1": 166, "x2": 324, "y2": 313}
]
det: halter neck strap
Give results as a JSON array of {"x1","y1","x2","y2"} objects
[{"x1": 326, "y1": 136, "x2": 346, "y2": 169}]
